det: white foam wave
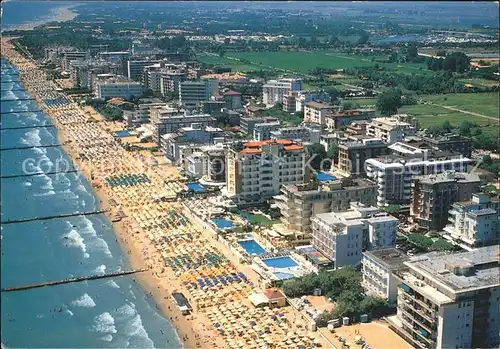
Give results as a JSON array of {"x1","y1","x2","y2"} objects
[
  {"x1": 21, "y1": 181, "x2": 32, "y2": 187},
  {"x1": 62, "y1": 229, "x2": 88, "y2": 258},
  {"x1": 80, "y1": 217, "x2": 113, "y2": 258},
  {"x1": 71, "y1": 293, "x2": 96, "y2": 308},
  {"x1": 100, "y1": 334, "x2": 113, "y2": 342},
  {"x1": 105, "y1": 280, "x2": 120, "y2": 289},
  {"x1": 19, "y1": 129, "x2": 41, "y2": 147},
  {"x1": 94, "y1": 264, "x2": 106, "y2": 274},
  {"x1": 123, "y1": 312, "x2": 155, "y2": 348},
  {"x1": 92, "y1": 312, "x2": 117, "y2": 334},
  {"x1": 66, "y1": 310, "x2": 74, "y2": 316},
  {"x1": 33, "y1": 190, "x2": 56, "y2": 197},
  {"x1": 33, "y1": 147, "x2": 47, "y2": 156},
  {"x1": 117, "y1": 303, "x2": 136, "y2": 318},
  {"x1": 40, "y1": 175, "x2": 54, "y2": 190},
  {"x1": 61, "y1": 188, "x2": 79, "y2": 199}
]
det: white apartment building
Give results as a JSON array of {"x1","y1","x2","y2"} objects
[
  {"x1": 311, "y1": 203, "x2": 398, "y2": 268},
  {"x1": 274, "y1": 179, "x2": 377, "y2": 234},
  {"x1": 96, "y1": 81, "x2": 143, "y2": 100},
  {"x1": 443, "y1": 193, "x2": 499, "y2": 249},
  {"x1": 270, "y1": 125, "x2": 321, "y2": 144},
  {"x1": 362, "y1": 248, "x2": 409, "y2": 303},
  {"x1": 224, "y1": 139, "x2": 308, "y2": 204},
  {"x1": 184, "y1": 144, "x2": 227, "y2": 182},
  {"x1": 365, "y1": 153, "x2": 471, "y2": 207},
  {"x1": 263, "y1": 78, "x2": 303, "y2": 107},
  {"x1": 366, "y1": 115, "x2": 416, "y2": 143},
  {"x1": 303, "y1": 101, "x2": 338, "y2": 125},
  {"x1": 389, "y1": 246, "x2": 500, "y2": 349}
]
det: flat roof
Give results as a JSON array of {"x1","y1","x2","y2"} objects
[
  {"x1": 405, "y1": 245, "x2": 500, "y2": 294},
  {"x1": 363, "y1": 248, "x2": 409, "y2": 271}
]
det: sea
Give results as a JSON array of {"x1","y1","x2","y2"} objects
[{"x1": 0, "y1": 59, "x2": 181, "y2": 348}]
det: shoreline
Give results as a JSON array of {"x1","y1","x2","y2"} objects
[
  {"x1": 2, "y1": 4, "x2": 79, "y2": 32},
  {"x1": 1, "y1": 46, "x2": 223, "y2": 348}
]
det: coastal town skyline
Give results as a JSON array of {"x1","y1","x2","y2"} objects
[{"x1": 1, "y1": 2, "x2": 499, "y2": 349}]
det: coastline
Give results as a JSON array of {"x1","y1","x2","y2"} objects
[
  {"x1": 1, "y1": 43, "x2": 224, "y2": 348},
  {"x1": 2, "y1": 4, "x2": 79, "y2": 32}
]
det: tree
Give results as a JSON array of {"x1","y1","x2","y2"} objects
[
  {"x1": 376, "y1": 88, "x2": 402, "y2": 115},
  {"x1": 306, "y1": 143, "x2": 327, "y2": 172},
  {"x1": 324, "y1": 86, "x2": 340, "y2": 103}
]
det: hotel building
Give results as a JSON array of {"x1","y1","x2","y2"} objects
[
  {"x1": 389, "y1": 246, "x2": 500, "y2": 349},
  {"x1": 274, "y1": 178, "x2": 377, "y2": 234},
  {"x1": 262, "y1": 78, "x2": 303, "y2": 107},
  {"x1": 224, "y1": 140, "x2": 309, "y2": 204}
]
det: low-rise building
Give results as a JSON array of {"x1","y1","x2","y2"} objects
[
  {"x1": 442, "y1": 193, "x2": 500, "y2": 249},
  {"x1": 224, "y1": 139, "x2": 309, "y2": 204},
  {"x1": 240, "y1": 116, "x2": 279, "y2": 135},
  {"x1": 411, "y1": 172, "x2": 481, "y2": 231},
  {"x1": 325, "y1": 109, "x2": 374, "y2": 130},
  {"x1": 270, "y1": 125, "x2": 321, "y2": 144},
  {"x1": 311, "y1": 203, "x2": 398, "y2": 268},
  {"x1": 253, "y1": 121, "x2": 281, "y2": 141},
  {"x1": 366, "y1": 115, "x2": 416, "y2": 143},
  {"x1": 420, "y1": 134, "x2": 474, "y2": 158},
  {"x1": 362, "y1": 248, "x2": 409, "y2": 303},
  {"x1": 274, "y1": 178, "x2": 377, "y2": 234},
  {"x1": 389, "y1": 246, "x2": 500, "y2": 349},
  {"x1": 96, "y1": 80, "x2": 143, "y2": 100},
  {"x1": 303, "y1": 101, "x2": 338, "y2": 125},
  {"x1": 283, "y1": 91, "x2": 331, "y2": 113}
]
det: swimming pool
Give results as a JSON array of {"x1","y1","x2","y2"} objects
[
  {"x1": 211, "y1": 218, "x2": 234, "y2": 230},
  {"x1": 115, "y1": 130, "x2": 131, "y2": 137},
  {"x1": 274, "y1": 272, "x2": 295, "y2": 280},
  {"x1": 238, "y1": 239, "x2": 267, "y2": 255},
  {"x1": 186, "y1": 182, "x2": 205, "y2": 193},
  {"x1": 263, "y1": 256, "x2": 298, "y2": 269},
  {"x1": 315, "y1": 172, "x2": 337, "y2": 182}
]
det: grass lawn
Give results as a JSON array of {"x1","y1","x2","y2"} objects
[
  {"x1": 240, "y1": 212, "x2": 279, "y2": 227},
  {"x1": 197, "y1": 54, "x2": 267, "y2": 72},
  {"x1": 422, "y1": 93, "x2": 499, "y2": 118},
  {"x1": 341, "y1": 98, "x2": 377, "y2": 107}
]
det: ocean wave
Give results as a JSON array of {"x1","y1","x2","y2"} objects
[
  {"x1": 80, "y1": 217, "x2": 113, "y2": 258},
  {"x1": 61, "y1": 188, "x2": 79, "y2": 200},
  {"x1": 62, "y1": 229, "x2": 88, "y2": 258},
  {"x1": 100, "y1": 334, "x2": 113, "y2": 342},
  {"x1": 33, "y1": 147, "x2": 47, "y2": 156},
  {"x1": 21, "y1": 181, "x2": 32, "y2": 187},
  {"x1": 92, "y1": 312, "x2": 117, "y2": 334},
  {"x1": 123, "y1": 313, "x2": 155, "y2": 348},
  {"x1": 71, "y1": 293, "x2": 96, "y2": 308},
  {"x1": 40, "y1": 175, "x2": 54, "y2": 190},
  {"x1": 117, "y1": 303, "x2": 136, "y2": 318},
  {"x1": 104, "y1": 279, "x2": 120, "y2": 289},
  {"x1": 19, "y1": 129, "x2": 41, "y2": 146},
  {"x1": 66, "y1": 310, "x2": 74, "y2": 316},
  {"x1": 33, "y1": 190, "x2": 56, "y2": 197},
  {"x1": 94, "y1": 264, "x2": 106, "y2": 274}
]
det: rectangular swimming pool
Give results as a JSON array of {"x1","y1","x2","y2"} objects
[
  {"x1": 238, "y1": 239, "x2": 266, "y2": 255},
  {"x1": 115, "y1": 130, "x2": 131, "y2": 137},
  {"x1": 274, "y1": 272, "x2": 295, "y2": 280},
  {"x1": 315, "y1": 172, "x2": 337, "y2": 182},
  {"x1": 263, "y1": 256, "x2": 298, "y2": 269},
  {"x1": 211, "y1": 218, "x2": 234, "y2": 230},
  {"x1": 186, "y1": 182, "x2": 206, "y2": 193}
]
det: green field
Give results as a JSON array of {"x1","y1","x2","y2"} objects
[
  {"x1": 199, "y1": 50, "x2": 429, "y2": 76},
  {"x1": 422, "y1": 93, "x2": 499, "y2": 119}
]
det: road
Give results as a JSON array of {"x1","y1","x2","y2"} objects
[{"x1": 432, "y1": 103, "x2": 499, "y2": 122}]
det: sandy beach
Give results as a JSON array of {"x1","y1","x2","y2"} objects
[
  {"x1": 2, "y1": 4, "x2": 79, "y2": 32},
  {"x1": 1, "y1": 36, "x2": 329, "y2": 349}
]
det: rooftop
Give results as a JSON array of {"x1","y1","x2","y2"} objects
[
  {"x1": 414, "y1": 171, "x2": 480, "y2": 185},
  {"x1": 305, "y1": 101, "x2": 335, "y2": 109},
  {"x1": 405, "y1": 245, "x2": 500, "y2": 294},
  {"x1": 363, "y1": 248, "x2": 409, "y2": 271}
]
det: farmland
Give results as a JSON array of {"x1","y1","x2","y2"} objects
[{"x1": 198, "y1": 50, "x2": 430, "y2": 76}]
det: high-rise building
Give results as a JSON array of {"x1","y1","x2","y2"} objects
[
  {"x1": 311, "y1": 202, "x2": 398, "y2": 268},
  {"x1": 338, "y1": 138, "x2": 390, "y2": 176},
  {"x1": 366, "y1": 152, "x2": 471, "y2": 207},
  {"x1": 389, "y1": 246, "x2": 500, "y2": 349},
  {"x1": 274, "y1": 178, "x2": 377, "y2": 234},
  {"x1": 443, "y1": 193, "x2": 500, "y2": 249},
  {"x1": 411, "y1": 172, "x2": 481, "y2": 231},
  {"x1": 224, "y1": 140, "x2": 309, "y2": 204}
]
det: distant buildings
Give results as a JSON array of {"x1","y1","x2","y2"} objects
[
  {"x1": 389, "y1": 246, "x2": 500, "y2": 349},
  {"x1": 410, "y1": 172, "x2": 481, "y2": 231},
  {"x1": 274, "y1": 179, "x2": 377, "y2": 234},
  {"x1": 366, "y1": 115, "x2": 416, "y2": 143},
  {"x1": 443, "y1": 193, "x2": 500, "y2": 249},
  {"x1": 270, "y1": 124, "x2": 321, "y2": 144},
  {"x1": 362, "y1": 248, "x2": 409, "y2": 303},
  {"x1": 224, "y1": 140, "x2": 308, "y2": 204},
  {"x1": 311, "y1": 203, "x2": 398, "y2": 268},
  {"x1": 263, "y1": 78, "x2": 303, "y2": 107}
]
